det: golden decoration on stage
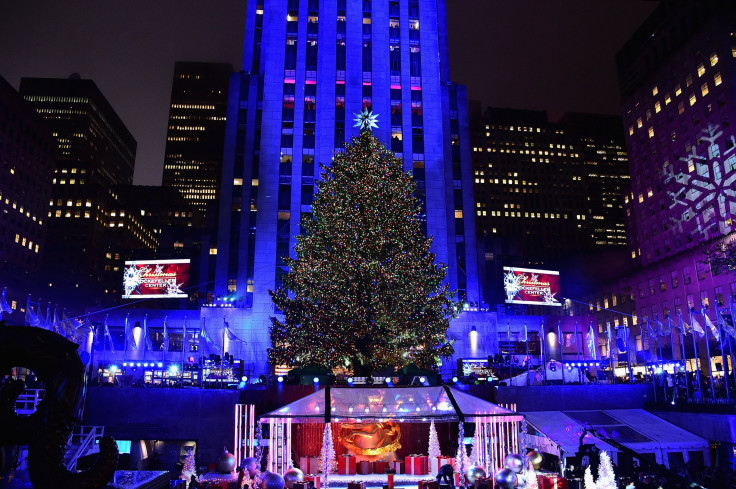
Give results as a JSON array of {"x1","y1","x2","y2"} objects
[{"x1": 338, "y1": 421, "x2": 401, "y2": 456}]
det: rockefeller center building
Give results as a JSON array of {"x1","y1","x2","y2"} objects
[
  {"x1": 583, "y1": 0, "x2": 736, "y2": 368},
  {"x1": 207, "y1": 0, "x2": 481, "y2": 375}
]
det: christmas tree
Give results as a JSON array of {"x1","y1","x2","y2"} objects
[
  {"x1": 182, "y1": 447, "x2": 196, "y2": 482},
  {"x1": 595, "y1": 451, "x2": 616, "y2": 489},
  {"x1": 269, "y1": 129, "x2": 458, "y2": 374},
  {"x1": 583, "y1": 466, "x2": 596, "y2": 489},
  {"x1": 428, "y1": 420, "x2": 441, "y2": 459},
  {"x1": 455, "y1": 422, "x2": 470, "y2": 474},
  {"x1": 320, "y1": 423, "x2": 336, "y2": 488},
  {"x1": 524, "y1": 460, "x2": 538, "y2": 489}
]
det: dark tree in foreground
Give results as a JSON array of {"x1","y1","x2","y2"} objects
[
  {"x1": 704, "y1": 237, "x2": 736, "y2": 275},
  {"x1": 269, "y1": 130, "x2": 458, "y2": 374}
]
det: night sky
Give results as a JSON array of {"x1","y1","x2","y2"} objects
[{"x1": 0, "y1": 0, "x2": 656, "y2": 186}]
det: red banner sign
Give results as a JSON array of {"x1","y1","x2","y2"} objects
[
  {"x1": 122, "y1": 259, "x2": 189, "y2": 298},
  {"x1": 503, "y1": 267, "x2": 561, "y2": 306}
]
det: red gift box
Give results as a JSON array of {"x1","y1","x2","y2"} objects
[
  {"x1": 388, "y1": 461, "x2": 403, "y2": 474},
  {"x1": 429, "y1": 457, "x2": 454, "y2": 475},
  {"x1": 305, "y1": 475, "x2": 320, "y2": 489},
  {"x1": 300, "y1": 456, "x2": 320, "y2": 475},
  {"x1": 404, "y1": 456, "x2": 428, "y2": 475},
  {"x1": 347, "y1": 483, "x2": 366, "y2": 489},
  {"x1": 418, "y1": 480, "x2": 438, "y2": 489},
  {"x1": 373, "y1": 461, "x2": 389, "y2": 474},
  {"x1": 338, "y1": 455, "x2": 357, "y2": 475},
  {"x1": 537, "y1": 474, "x2": 568, "y2": 489},
  {"x1": 357, "y1": 461, "x2": 372, "y2": 475}
]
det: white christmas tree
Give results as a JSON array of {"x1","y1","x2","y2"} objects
[
  {"x1": 455, "y1": 422, "x2": 470, "y2": 474},
  {"x1": 468, "y1": 443, "x2": 478, "y2": 467},
  {"x1": 320, "y1": 423, "x2": 336, "y2": 488},
  {"x1": 584, "y1": 466, "x2": 596, "y2": 489},
  {"x1": 182, "y1": 447, "x2": 196, "y2": 482},
  {"x1": 524, "y1": 460, "x2": 538, "y2": 489},
  {"x1": 428, "y1": 420, "x2": 441, "y2": 459},
  {"x1": 595, "y1": 451, "x2": 616, "y2": 489}
]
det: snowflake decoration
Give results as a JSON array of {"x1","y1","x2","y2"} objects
[
  {"x1": 154, "y1": 264, "x2": 164, "y2": 274},
  {"x1": 503, "y1": 270, "x2": 525, "y2": 302},
  {"x1": 353, "y1": 107, "x2": 379, "y2": 131},
  {"x1": 122, "y1": 264, "x2": 149, "y2": 298},
  {"x1": 542, "y1": 289, "x2": 560, "y2": 305},
  {"x1": 166, "y1": 280, "x2": 185, "y2": 296},
  {"x1": 663, "y1": 123, "x2": 736, "y2": 239}
]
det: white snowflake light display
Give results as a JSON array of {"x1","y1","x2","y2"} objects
[
  {"x1": 353, "y1": 108, "x2": 379, "y2": 131},
  {"x1": 662, "y1": 123, "x2": 736, "y2": 240},
  {"x1": 122, "y1": 264, "x2": 149, "y2": 298}
]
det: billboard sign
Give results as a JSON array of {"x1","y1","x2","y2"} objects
[
  {"x1": 503, "y1": 266, "x2": 561, "y2": 306},
  {"x1": 122, "y1": 259, "x2": 190, "y2": 299}
]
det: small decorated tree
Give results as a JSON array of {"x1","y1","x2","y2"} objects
[
  {"x1": 455, "y1": 422, "x2": 470, "y2": 474},
  {"x1": 320, "y1": 423, "x2": 336, "y2": 488},
  {"x1": 182, "y1": 447, "x2": 196, "y2": 483},
  {"x1": 595, "y1": 451, "x2": 616, "y2": 489},
  {"x1": 584, "y1": 466, "x2": 596, "y2": 489},
  {"x1": 428, "y1": 420, "x2": 441, "y2": 459},
  {"x1": 524, "y1": 460, "x2": 539, "y2": 489}
]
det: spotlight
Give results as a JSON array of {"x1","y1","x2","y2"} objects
[
  {"x1": 169, "y1": 365, "x2": 179, "y2": 374},
  {"x1": 122, "y1": 362, "x2": 128, "y2": 367},
  {"x1": 242, "y1": 376, "x2": 248, "y2": 382},
  {"x1": 671, "y1": 400, "x2": 676, "y2": 405},
  {"x1": 452, "y1": 376, "x2": 459, "y2": 383},
  {"x1": 110, "y1": 365, "x2": 118, "y2": 372},
  {"x1": 364, "y1": 407, "x2": 369, "y2": 413},
  {"x1": 419, "y1": 376, "x2": 426, "y2": 383},
  {"x1": 313, "y1": 377, "x2": 320, "y2": 383},
  {"x1": 277, "y1": 376, "x2": 284, "y2": 383},
  {"x1": 347, "y1": 377, "x2": 354, "y2": 384},
  {"x1": 143, "y1": 363, "x2": 149, "y2": 367},
  {"x1": 157, "y1": 362, "x2": 163, "y2": 368},
  {"x1": 136, "y1": 363, "x2": 142, "y2": 367}
]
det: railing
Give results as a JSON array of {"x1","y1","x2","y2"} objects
[
  {"x1": 67, "y1": 425, "x2": 105, "y2": 472},
  {"x1": 15, "y1": 389, "x2": 44, "y2": 415}
]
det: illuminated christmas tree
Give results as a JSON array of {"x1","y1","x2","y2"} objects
[
  {"x1": 524, "y1": 460, "x2": 538, "y2": 489},
  {"x1": 595, "y1": 451, "x2": 616, "y2": 489},
  {"x1": 583, "y1": 466, "x2": 596, "y2": 489},
  {"x1": 428, "y1": 420, "x2": 441, "y2": 459},
  {"x1": 320, "y1": 423, "x2": 336, "y2": 488},
  {"x1": 269, "y1": 129, "x2": 458, "y2": 374},
  {"x1": 182, "y1": 447, "x2": 196, "y2": 482}
]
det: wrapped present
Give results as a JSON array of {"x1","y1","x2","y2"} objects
[
  {"x1": 417, "y1": 480, "x2": 439, "y2": 489},
  {"x1": 347, "y1": 482, "x2": 367, "y2": 489},
  {"x1": 300, "y1": 456, "x2": 320, "y2": 475},
  {"x1": 387, "y1": 474, "x2": 394, "y2": 489},
  {"x1": 293, "y1": 482, "x2": 310, "y2": 489},
  {"x1": 356, "y1": 461, "x2": 372, "y2": 475},
  {"x1": 453, "y1": 473, "x2": 461, "y2": 486},
  {"x1": 373, "y1": 461, "x2": 389, "y2": 474},
  {"x1": 404, "y1": 455, "x2": 428, "y2": 475},
  {"x1": 338, "y1": 455, "x2": 357, "y2": 475},
  {"x1": 388, "y1": 461, "x2": 403, "y2": 474},
  {"x1": 305, "y1": 475, "x2": 320, "y2": 489},
  {"x1": 537, "y1": 474, "x2": 568, "y2": 489},
  {"x1": 429, "y1": 457, "x2": 454, "y2": 475}
]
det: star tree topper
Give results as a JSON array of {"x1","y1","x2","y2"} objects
[{"x1": 353, "y1": 107, "x2": 379, "y2": 131}]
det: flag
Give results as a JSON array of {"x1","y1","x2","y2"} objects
[
  {"x1": 182, "y1": 316, "x2": 188, "y2": 357},
  {"x1": 52, "y1": 306, "x2": 61, "y2": 334},
  {"x1": 60, "y1": 310, "x2": 76, "y2": 338},
  {"x1": 704, "y1": 312, "x2": 720, "y2": 341},
  {"x1": 587, "y1": 322, "x2": 597, "y2": 360},
  {"x1": 199, "y1": 318, "x2": 216, "y2": 349},
  {"x1": 143, "y1": 315, "x2": 153, "y2": 351},
  {"x1": 660, "y1": 319, "x2": 671, "y2": 336},
  {"x1": 42, "y1": 302, "x2": 53, "y2": 330},
  {"x1": 125, "y1": 314, "x2": 137, "y2": 350},
  {"x1": 104, "y1": 315, "x2": 115, "y2": 354},
  {"x1": 522, "y1": 323, "x2": 528, "y2": 342},
  {"x1": 0, "y1": 288, "x2": 12, "y2": 320},
  {"x1": 162, "y1": 316, "x2": 170, "y2": 352},
  {"x1": 25, "y1": 296, "x2": 40, "y2": 327},
  {"x1": 616, "y1": 326, "x2": 628, "y2": 353},
  {"x1": 557, "y1": 322, "x2": 563, "y2": 345},
  {"x1": 224, "y1": 319, "x2": 245, "y2": 343},
  {"x1": 691, "y1": 314, "x2": 706, "y2": 338},
  {"x1": 719, "y1": 309, "x2": 736, "y2": 339}
]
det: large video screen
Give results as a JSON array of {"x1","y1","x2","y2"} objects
[
  {"x1": 503, "y1": 266, "x2": 561, "y2": 306},
  {"x1": 122, "y1": 259, "x2": 190, "y2": 299}
]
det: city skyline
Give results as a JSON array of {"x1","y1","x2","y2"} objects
[{"x1": 0, "y1": 0, "x2": 656, "y2": 186}]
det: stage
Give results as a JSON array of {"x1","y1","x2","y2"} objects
[{"x1": 322, "y1": 473, "x2": 437, "y2": 488}]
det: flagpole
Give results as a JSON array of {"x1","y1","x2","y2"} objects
[
  {"x1": 626, "y1": 324, "x2": 633, "y2": 383},
  {"x1": 143, "y1": 314, "x2": 148, "y2": 361},
  {"x1": 717, "y1": 308, "x2": 730, "y2": 402},
  {"x1": 608, "y1": 324, "x2": 614, "y2": 385},
  {"x1": 540, "y1": 321, "x2": 546, "y2": 385},
  {"x1": 678, "y1": 311, "x2": 690, "y2": 400},
  {"x1": 574, "y1": 320, "x2": 581, "y2": 382},
  {"x1": 558, "y1": 321, "x2": 564, "y2": 384},
  {"x1": 700, "y1": 304, "x2": 716, "y2": 402},
  {"x1": 102, "y1": 315, "x2": 107, "y2": 383},
  {"x1": 655, "y1": 314, "x2": 663, "y2": 361},
  {"x1": 690, "y1": 308, "x2": 703, "y2": 399},
  {"x1": 524, "y1": 322, "x2": 529, "y2": 385},
  {"x1": 669, "y1": 315, "x2": 676, "y2": 364}
]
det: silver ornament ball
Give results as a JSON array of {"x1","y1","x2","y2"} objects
[
  {"x1": 465, "y1": 466, "x2": 487, "y2": 484},
  {"x1": 504, "y1": 453, "x2": 524, "y2": 474},
  {"x1": 217, "y1": 448, "x2": 237, "y2": 473},
  {"x1": 283, "y1": 468, "x2": 304, "y2": 489},
  {"x1": 494, "y1": 468, "x2": 518, "y2": 489},
  {"x1": 261, "y1": 472, "x2": 286, "y2": 489}
]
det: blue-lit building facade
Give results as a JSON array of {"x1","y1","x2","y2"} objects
[{"x1": 206, "y1": 0, "x2": 481, "y2": 376}]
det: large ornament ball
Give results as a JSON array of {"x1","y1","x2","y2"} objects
[
  {"x1": 526, "y1": 450, "x2": 544, "y2": 470},
  {"x1": 504, "y1": 453, "x2": 524, "y2": 474},
  {"x1": 283, "y1": 468, "x2": 304, "y2": 489},
  {"x1": 465, "y1": 466, "x2": 487, "y2": 484},
  {"x1": 241, "y1": 457, "x2": 259, "y2": 476},
  {"x1": 494, "y1": 468, "x2": 518, "y2": 489},
  {"x1": 262, "y1": 473, "x2": 286, "y2": 489},
  {"x1": 217, "y1": 448, "x2": 237, "y2": 473}
]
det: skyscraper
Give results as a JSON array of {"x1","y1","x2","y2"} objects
[
  {"x1": 20, "y1": 75, "x2": 147, "y2": 304},
  {"x1": 162, "y1": 62, "x2": 232, "y2": 216},
  {"x1": 207, "y1": 0, "x2": 480, "y2": 375}
]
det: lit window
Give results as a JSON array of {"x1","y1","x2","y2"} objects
[
  {"x1": 234, "y1": 178, "x2": 243, "y2": 186},
  {"x1": 678, "y1": 101, "x2": 685, "y2": 114},
  {"x1": 636, "y1": 117, "x2": 642, "y2": 128},
  {"x1": 701, "y1": 83, "x2": 709, "y2": 96},
  {"x1": 715, "y1": 72, "x2": 722, "y2": 86},
  {"x1": 209, "y1": 248, "x2": 218, "y2": 255},
  {"x1": 652, "y1": 86, "x2": 658, "y2": 96},
  {"x1": 655, "y1": 101, "x2": 661, "y2": 113},
  {"x1": 629, "y1": 126, "x2": 634, "y2": 135},
  {"x1": 648, "y1": 127, "x2": 654, "y2": 138},
  {"x1": 710, "y1": 52, "x2": 719, "y2": 66},
  {"x1": 665, "y1": 93, "x2": 671, "y2": 105},
  {"x1": 675, "y1": 85, "x2": 682, "y2": 96},
  {"x1": 697, "y1": 64, "x2": 705, "y2": 77},
  {"x1": 689, "y1": 94, "x2": 696, "y2": 106}
]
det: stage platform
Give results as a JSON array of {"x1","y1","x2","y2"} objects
[{"x1": 325, "y1": 473, "x2": 438, "y2": 488}]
